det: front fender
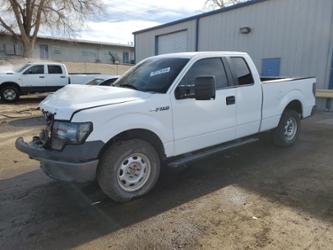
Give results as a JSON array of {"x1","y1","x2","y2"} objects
[{"x1": 73, "y1": 108, "x2": 174, "y2": 157}]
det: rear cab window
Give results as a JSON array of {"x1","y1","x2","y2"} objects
[
  {"x1": 229, "y1": 57, "x2": 254, "y2": 85},
  {"x1": 48, "y1": 65, "x2": 63, "y2": 74}
]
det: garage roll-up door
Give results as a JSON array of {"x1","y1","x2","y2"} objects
[{"x1": 157, "y1": 30, "x2": 188, "y2": 55}]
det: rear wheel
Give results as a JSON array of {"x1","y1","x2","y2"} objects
[
  {"x1": 272, "y1": 110, "x2": 301, "y2": 147},
  {"x1": 1, "y1": 85, "x2": 19, "y2": 102},
  {"x1": 97, "y1": 139, "x2": 160, "y2": 202}
]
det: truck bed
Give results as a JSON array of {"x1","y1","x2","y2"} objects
[
  {"x1": 260, "y1": 77, "x2": 316, "y2": 132},
  {"x1": 261, "y1": 76, "x2": 315, "y2": 83}
]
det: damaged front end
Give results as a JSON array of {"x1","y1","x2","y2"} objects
[{"x1": 15, "y1": 111, "x2": 103, "y2": 183}]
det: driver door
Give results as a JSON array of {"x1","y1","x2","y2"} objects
[
  {"x1": 171, "y1": 57, "x2": 237, "y2": 156},
  {"x1": 21, "y1": 64, "x2": 46, "y2": 88}
]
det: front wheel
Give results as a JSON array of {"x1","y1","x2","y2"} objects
[
  {"x1": 272, "y1": 110, "x2": 301, "y2": 147},
  {"x1": 97, "y1": 139, "x2": 161, "y2": 202},
  {"x1": 0, "y1": 85, "x2": 19, "y2": 102}
]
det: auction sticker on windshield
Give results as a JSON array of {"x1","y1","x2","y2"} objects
[{"x1": 150, "y1": 67, "x2": 171, "y2": 77}]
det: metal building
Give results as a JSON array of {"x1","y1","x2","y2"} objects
[
  {"x1": 133, "y1": 0, "x2": 333, "y2": 109},
  {"x1": 0, "y1": 33, "x2": 134, "y2": 65}
]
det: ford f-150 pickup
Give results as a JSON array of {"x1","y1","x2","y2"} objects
[
  {"x1": 0, "y1": 62, "x2": 112, "y2": 102},
  {"x1": 16, "y1": 52, "x2": 316, "y2": 202}
]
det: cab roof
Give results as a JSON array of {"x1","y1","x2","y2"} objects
[{"x1": 149, "y1": 51, "x2": 248, "y2": 59}]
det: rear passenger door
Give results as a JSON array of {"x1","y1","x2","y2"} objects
[
  {"x1": 171, "y1": 57, "x2": 237, "y2": 156},
  {"x1": 45, "y1": 64, "x2": 68, "y2": 88},
  {"x1": 228, "y1": 57, "x2": 262, "y2": 138}
]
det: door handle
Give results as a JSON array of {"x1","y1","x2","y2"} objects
[
  {"x1": 39, "y1": 76, "x2": 45, "y2": 78},
  {"x1": 60, "y1": 76, "x2": 66, "y2": 78},
  {"x1": 226, "y1": 96, "x2": 236, "y2": 105}
]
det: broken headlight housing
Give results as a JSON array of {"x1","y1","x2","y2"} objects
[{"x1": 50, "y1": 121, "x2": 93, "y2": 150}]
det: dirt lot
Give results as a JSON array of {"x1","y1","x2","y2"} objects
[{"x1": 0, "y1": 97, "x2": 333, "y2": 250}]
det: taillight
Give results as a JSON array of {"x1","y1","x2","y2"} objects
[{"x1": 312, "y1": 82, "x2": 316, "y2": 97}]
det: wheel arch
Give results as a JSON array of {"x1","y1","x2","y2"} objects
[
  {"x1": 0, "y1": 81, "x2": 21, "y2": 92},
  {"x1": 98, "y1": 128, "x2": 166, "y2": 160},
  {"x1": 283, "y1": 99, "x2": 303, "y2": 118}
]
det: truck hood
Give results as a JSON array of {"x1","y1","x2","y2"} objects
[
  {"x1": 40, "y1": 84, "x2": 151, "y2": 120},
  {"x1": 0, "y1": 72, "x2": 16, "y2": 77}
]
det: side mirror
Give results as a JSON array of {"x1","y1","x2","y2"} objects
[
  {"x1": 194, "y1": 76, "x2": 216, "y2": 100},
  {"x1": 175, "y1": 84, "x2": 193, "y2": 99}
]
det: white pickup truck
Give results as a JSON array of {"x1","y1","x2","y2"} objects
[
  {"x1": 16, "y1": 52, "x2": 316, "y2": 202},
  {"x1": 0, "y1": 63, "x2": 112, "y2": 102}
]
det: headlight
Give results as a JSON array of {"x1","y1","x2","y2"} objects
[{"x1": 51, "y1": 121, "x2": 93, "y2": 150}]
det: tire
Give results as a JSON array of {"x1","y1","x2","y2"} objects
[
  {"x1": 1, "y1": 85, "x2": 19, "y2": 102},
  {"x1": 97, "y1": 139, "x2": 161, "y2": 202},
  {"x1": 272, "y1": 109, "x2": 301, "y2": 147}
]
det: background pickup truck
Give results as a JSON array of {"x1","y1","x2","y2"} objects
[
  {"x1": 16, "y1": 51, "x2": 316, "y2": 202},
  {"x1": 0, "y1": 62, "x2": 112, "y2": 102}
]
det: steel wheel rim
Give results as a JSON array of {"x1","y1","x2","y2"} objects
[
  {"x1": 284, "y1": 117, "x2": 297, "y2": 140},
  {"x1": 3, "y1": 89, "x2": 16, "y2": 101},
  {"x1": 117, "y1": 153, "x2": 151, "y2": 192}
]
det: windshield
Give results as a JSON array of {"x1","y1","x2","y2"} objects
[
  {"x1": 15, "y1": 64, "x2": 31, "y2": 73},
  {"x1": 113, "y1": 57, "x2": 189, "y2": 93}
]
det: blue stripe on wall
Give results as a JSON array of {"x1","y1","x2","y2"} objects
[
  {"x1": 195, "y1": 17, "x2": 199, "y2": 51},
  {"x1": 329, "y1": 51, "x2": 333, "y2": 89},
  {"x1": 154, "y1": 36, "x2": 158, "y2": 56}
]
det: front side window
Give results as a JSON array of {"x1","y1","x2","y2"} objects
[
  {"x1": 87, "y1": 78, "x2": 105, "y2": 85},
  {"x1": 48, "y1": 65, "x2": 63, "y2": 74},
  {"x1": 100, "y1": 78, "x2": 118, "y2": 86},
  {"x1": 179, "y1": 58, "x2": 228, "y2": 90},
  {"x1": 229, "y1": 57, "x2": 254, "y2": 85},
  {"x1": 24, "y1": 65, "x2": 44, "y2": 74},
  {"x1": 114, "y1": 57, "x2": 189, "y2": 93}
]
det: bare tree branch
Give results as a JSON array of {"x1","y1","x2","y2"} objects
[
  {"x1": 32, "y1": 0, "x2": 46, "y2": 40},
  {"x1": 0, "y1": 16, "x2": 18, "y2": 38},
  {"x1": 205, "y1": 0, "x2": 249, "y2": 9},
  {"x1": 0, "y1": 0, "x2": 104, "y2": 57},
  {"x1": 9, "y1": 0, "x2": 27, "y2": 38}
]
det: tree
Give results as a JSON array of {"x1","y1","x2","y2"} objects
[
  {"x1": 205, "y1": 0, "x2": 248, "y2": 9},
  {"x1": 0, "y1": 0, "x2": 103, "y2": 57}
]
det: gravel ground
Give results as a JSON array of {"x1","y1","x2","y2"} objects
[{"x1": 0, "y1": 99, "x2": 333, "y2": 250}]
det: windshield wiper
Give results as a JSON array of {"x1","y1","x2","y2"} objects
[
  {"x1": 118, "y1": 84, "x2": 138, "y2": 90},
  {"x1": 141, "y1": 89, "x2": 160, "y2": 93}
]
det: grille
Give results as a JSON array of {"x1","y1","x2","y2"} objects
[{"x1": 39, "y1": 111, "x2": 54, "y2": 146}]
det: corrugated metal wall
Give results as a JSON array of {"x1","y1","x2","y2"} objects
[
  {"x1": 198, "y1": 0, "x2": 333, "y2": 91},
  {"x1": 134, "y1": 0, "x2": 333, "y2": 103}
]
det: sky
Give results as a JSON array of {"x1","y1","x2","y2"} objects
[{"x1": 76, "y1": 0, "x2": 210, "y2": 45}]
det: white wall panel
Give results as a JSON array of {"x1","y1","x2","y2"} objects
[
  {"x1": 157, "y1": 30, "x2": 188, "y2": 55},
  {"x1": 135, "y1": 20, "x2": 197, "y2": 61}
]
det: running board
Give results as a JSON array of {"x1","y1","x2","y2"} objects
[{"x1": 167, "y1": 137, "x2": 259, "y2": 168}]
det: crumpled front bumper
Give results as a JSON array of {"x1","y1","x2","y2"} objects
[{"x1": 15, "y1": 137, "x2": 104, "y2": 182}]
